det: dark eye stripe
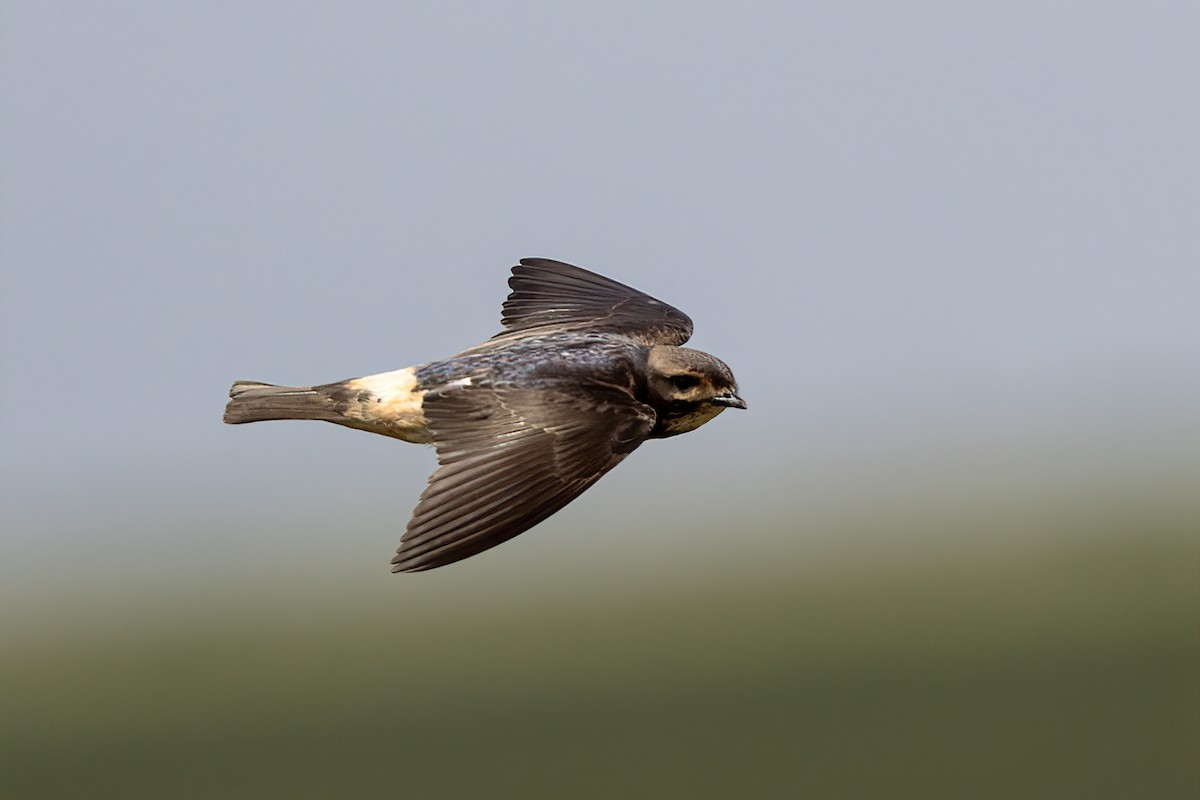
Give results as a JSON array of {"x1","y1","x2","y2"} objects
[{"x1": 669, "y1": 375, "x2": 699, "y2": 390}]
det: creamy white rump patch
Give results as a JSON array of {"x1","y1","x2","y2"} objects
[{"x1": 345, "y1": 367, "x2": 431, "y2": 443}]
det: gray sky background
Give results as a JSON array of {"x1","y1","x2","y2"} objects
[{"x1": 2, "y1": 2, "x2": 1197, "y2": 599}]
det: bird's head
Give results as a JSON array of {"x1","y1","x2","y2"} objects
[{"x1": 646, "y1": 346, "x2": 745, "y2": 437}]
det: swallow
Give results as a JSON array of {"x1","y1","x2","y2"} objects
[{"x1": 224, "y1": 258, "x2": 745, "y2": 572}]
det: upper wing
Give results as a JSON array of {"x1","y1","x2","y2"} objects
[
  {"x1": 496, "y1": 258, "x2": 693, "y2": 346},
  {"x1": 391, "y1": 383, "x2": 656, "y2": 572}
]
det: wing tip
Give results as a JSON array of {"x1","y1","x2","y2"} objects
[
  {"x1": 390, "y1": 550, "x2": 430, "y2": 573},
  {"x1": 517, "y1": 256, "x2": 573, "y2": 269}
]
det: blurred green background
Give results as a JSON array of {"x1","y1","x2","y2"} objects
[
  {"x1": 3, "y1": 2, "x2": 1197, "y2": 798},
  {"x1": 6, "y1": 474, "x2": 1196, "y2": 798}
]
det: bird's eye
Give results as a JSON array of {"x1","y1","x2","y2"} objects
[{"x1": 669, "y1": 374, "x2": 700, "y2": 391}]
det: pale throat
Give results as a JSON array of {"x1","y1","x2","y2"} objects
[{"x1": 657, "y1": 403, "x2": 726, "y2": 437}]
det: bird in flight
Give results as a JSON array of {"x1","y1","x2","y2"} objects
[{"x1": 224, "y1": 258, "x2": 745, "y2": 572}]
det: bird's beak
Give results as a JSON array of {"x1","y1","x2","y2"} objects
[{"x1": 711, "y1": 393, "x2": 747, "y2": 410}]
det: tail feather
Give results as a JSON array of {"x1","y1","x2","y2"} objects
[{"x1": 223, "y1": 380, "x2": 341, "y2": 425}]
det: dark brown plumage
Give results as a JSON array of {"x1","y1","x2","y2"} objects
[{"x1": 224, "y1": 258, "x2": 745, "y2": 572}]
